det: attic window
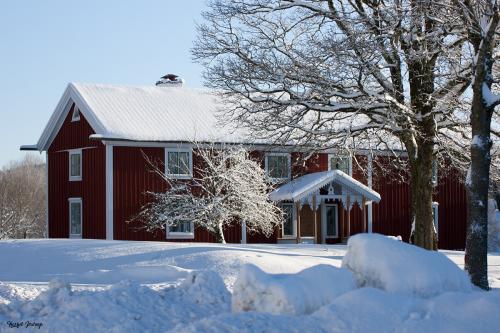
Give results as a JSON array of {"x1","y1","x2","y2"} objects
[{"x1": 71, "y1": 106, "x2": 80, "y2": 122}]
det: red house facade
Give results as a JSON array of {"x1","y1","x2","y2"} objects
[{"x1": 21, "y1": 83, "x2": 468, "y2": 250}]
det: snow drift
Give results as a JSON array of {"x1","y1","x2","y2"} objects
[
  {"x1": 0, "y1": 271, "x2": 230, "y2": 333},
  {"x1": 232, "y1": 264, "x2": 355, "y2": 315},
  {"x1": 342, "y1": 233, "x2": 472, "y2": 297}
]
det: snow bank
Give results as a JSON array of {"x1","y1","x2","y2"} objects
[
  {"x1": 172, "y1": 288, "x2": 500, "y2": 333},
  {"x1": 172, "y1": 270, "x2": 230, "y2": 307},
  {"x1": 342, "y1": 233, "x2": 472, "y2": 297},
  {"x1": 232, "y1": 264, "x2": 355, "y2": 315},
  {"x1": 488, "y1": 199, "x2": 500, "y2": 252},
  {"x1": 1, "y1": 271, "x2": 230, "y2": 333}
]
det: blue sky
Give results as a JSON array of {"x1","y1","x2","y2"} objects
[{"x1": 0, "y1": 0, "x2": 206, "y2": 167}]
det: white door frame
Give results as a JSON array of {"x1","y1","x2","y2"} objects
[
  {"x1": 281, "y1": 202, "x2": 297, "y2": 239},
  {"x1": 321, "y1": 202, "x2": 339, "y2": 243}
]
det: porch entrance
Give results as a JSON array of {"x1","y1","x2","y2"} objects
[{"x1": 270, "y1": 170, "x2": 381, "y2": 244}]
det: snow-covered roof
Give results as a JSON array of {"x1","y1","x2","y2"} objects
[
  {"x1": 269, "y1": 170, "x2": 381, "y2": 203},
  {"x1": 31, "y1": 83, "x2": 249, "y2": 151}
]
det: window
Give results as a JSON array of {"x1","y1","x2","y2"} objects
[
  {"x1": 165, "y1": 149, "x2": 192, "y2": 178},
  {"x1": 431, "y1": 160, "x2": 438, "y2": 185},
  {"x1": 166, "y1": 221, "x2": 194, "y2": 239},
  {"x1": 265, "y1": 153, "x2": 291, "y2": 180},
  {"x1": 432, "y1": 202, "x2": 439, "y2": 233},
  {"x1": 329, "y1": 154, "x2": 351, "y2": 175},
  {"x1": 69, "y1": 198, "x2": 82, "y2": 238},
  {"x1": 69, "y1": 149, "x2": 82, "y2": 181},
  {"x1": 322, "y1": 203, "x2": 338, "y2": 240},
  {"x1": 71, "y1": 106, "x2": 80, "y2": 122},
  {"x1": 281, "y1": 203, "x2": 296, "y2": 238}
]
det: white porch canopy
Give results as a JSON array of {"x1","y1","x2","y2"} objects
[
  {"x1": 269, "y1": 170, "x2": 381, "y2": 242},
  {"x1": 269, "y1": 170, "x2": 381, "y2": 206}
]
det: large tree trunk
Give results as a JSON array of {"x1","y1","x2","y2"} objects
[
  {"x1": 410, "y1": 150, "x2": 437, "y2": 250},
  {"x1": 465, "y1": 96, "x2": 492, "y2": 290},
  {"x1": 463, "y1": 7, "x2": 498, "y2": 290},
  {"x1": 406, "y1": 29, "x2": 438, "y2": 251},
  {"x1": 465, "y1": 71, "x2": 493, "y2": 291}
]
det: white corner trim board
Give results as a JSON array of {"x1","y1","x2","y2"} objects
[
  {"x1": 367, "y1": 153, "x2": 373, "y2": 233},
  {"x1": 105, "y1": 144, "x2": 114, "y2": 240}
]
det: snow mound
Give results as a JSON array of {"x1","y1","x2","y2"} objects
[
  {"x1": 0, "y1": 272, "x2": 230, "y2": 333},
  {"x1": 172, "y1": 288, "x2": 500, "y2": 333},
  {"x1": 171, "y1": 270, "x2": 231, "y2": 307},
  {"x1": 232, "y1": 264, "x2": 355, "y2": 315},
  {"x1": 342, "y1": 233, "x2": 472, "y2": 297}
]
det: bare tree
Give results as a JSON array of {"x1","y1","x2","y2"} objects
[
  {"x1": 453, "y1": 0, "x2": 500, "y2": 290},
  {"x1": 192, "y1": 0, "x2": 495, "y2": 250},
  {"x1": 131, "y1": 144, "x2": 283, "y2": 243},
  {"x1": 0, "y1": 154, "x2": 46, "y2": 239}
]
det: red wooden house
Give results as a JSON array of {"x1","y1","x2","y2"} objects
[{"x1": 21, "y1": 82, "x2": 468, "y2": 249}]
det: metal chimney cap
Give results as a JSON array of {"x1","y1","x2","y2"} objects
[{"x1": 155, "y1": 73, "x2": 184, "y2": 87}]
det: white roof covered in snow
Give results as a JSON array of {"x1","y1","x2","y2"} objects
[
  {"x1": 269, "y1": 170, "x2": 381, "y2": 203},
  {"x1": 30, "y1": 83, "x2": 249, "y2": 151}
]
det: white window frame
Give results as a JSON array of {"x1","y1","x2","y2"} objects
[
  {"x1": 431, "y1": 160, "x2": 438, "y2": 186},
  {"x1": 166, "y1": 222, "x2": 195, "y2": 239},
  {"x1": 432, "y1": 202, "x2": 439, "y2": 235},
  {"x1": 71, "y1": 106, "x2": 80, "y2": 122},
  {"x1": 165, "y1": 148, "x2": 193, "y2": 179},
  {"x1": 321, "y1": 202, "x2": 339, "y2": 242},
  {"x1": 328, "y1": 153, "x2": 352, "y2": 175},
  {"x1": 265, "y1": 152, "x2": 291, "y2": 181},
  {"x1": 280, "y1": 203, "x2": 296, "y2": 239},
  {"x1": 68, "y1": 197, "x2": 82, "y2": 238},
  {"x1": 69, "y1": 149, "x2": 82, "y2": 181}
]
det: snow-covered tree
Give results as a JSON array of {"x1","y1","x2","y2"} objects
[
  {"x1": 192, "y1": 0, "x2": 500, "y2": 250},
  {"x1": 454, "y1": 0, "x2": 500, "y2": 289},
  {"x1": 131, "y1": 144, "x2": 283, "y2": 243},
  {"x1": 0, "y1": 155, "x2": 46, "y2": 239}
]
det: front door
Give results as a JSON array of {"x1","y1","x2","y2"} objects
[{"x1": 322, "y1": 203, "x2": 338, "y2": 243}]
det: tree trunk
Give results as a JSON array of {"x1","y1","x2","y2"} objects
[
  {"x1": 215, "y1": 221, "x2": 226, "y2": 244},
  {"x1": 410, "y1": 151, "x2": 437, "y2": 250},
  {"x1": 404, "y1": 11, "x2": 439, "y2": 251},
  {"x1": 463, "y1": 8, "x2": 498, "y2": 290},
  {"x1": 465, "y1": 104, "x2": 491, "y2": 290},
  {"x1": 465, "y1": 73, "x2": 493, "y2": 291}
]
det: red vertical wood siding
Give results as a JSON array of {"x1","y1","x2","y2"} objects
[
  {"x1": 48, "y1": 103, "x2": 106, "y2": 239},
  {"x1": 49, "y1": 104, "x2": 101, "y2": 152},
  {"x1": 371, "y1": 156, "x2": 412, "y2": 241},
  {"x1": 435, "y1": 171, "x2": 468, "y2": 250},
  {"x1": 369, "y1": 157, "x2": 468, "y2": 249},
  {"x1": 112, "y1": 147, "x2": 242, "y2": 243}
]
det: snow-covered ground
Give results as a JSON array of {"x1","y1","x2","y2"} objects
[{"x1": 0, "y1": 238, "x2": 499, "y2": 332}]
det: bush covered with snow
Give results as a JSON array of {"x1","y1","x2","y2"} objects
[
  {"x1": 232, "y1": 264, "x2": 355, "y2": 315},
  {"x1": 488, "y1": 199, "x2": 500, "y2": 252},
  {"x1": 342, "y1": 233, "x2": 472, "y2": 297}
]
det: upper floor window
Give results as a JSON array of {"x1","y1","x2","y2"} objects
[
  {"x1": 265, "y1": 153, "x2": 291, "y2": 180},
  {"x1": 165, "y1": 148, "x2": 192, "y2": 179},
  {"x1": 329, "y1": 154, "x2": 351, "y2": 175},
  {"x1": 431, "y1": 160, "x2": 438, "y2": 185},
  {"x1": 69, "y1": 149, "x2": 82, "y2": 181},
  {"x1": 71, "y1": 106, "x2": 80, "y2": 122},
  {"x1": 432, "y1": 202, "x2": 439, "y2": 234}
]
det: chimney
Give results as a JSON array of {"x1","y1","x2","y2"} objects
[{"x1": 155, "y1": 74, "x2": 184, "y2": 87}]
